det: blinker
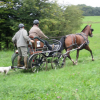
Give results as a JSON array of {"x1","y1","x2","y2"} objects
[{"x1": 91, "y1": 29, "x2": 94, "y2": 31}]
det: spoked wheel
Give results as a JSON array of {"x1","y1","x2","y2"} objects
[
  {"x1": 51, "y1": 52, "x2": 65, "y2": 70},
  {"x1": 11, "y1": 53, "x2": 18, "y2": 67},
  {"x1": 11, "y1": 53, "x2": 24, "y2": 67},
  {"x1": 29, "y1": 53, "x2": 47, "y2": 73}
]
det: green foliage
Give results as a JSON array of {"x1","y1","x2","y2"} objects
[
  {"x1": 0, "y1": 0, "x2": 83, "y2": 50},
  {"x1": 40, "y1": 4, "x2": 83, "y2": 37},
  {"x1": 77, "y1": 4, "x2": 100, "y2": 16},
  {"x1": 1, "y1": 41, "x2": 6, "y2": 50},
  {"x1": 60, "y1": 5, "x2": 83, "y2": 34}
]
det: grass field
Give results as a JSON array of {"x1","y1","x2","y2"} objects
[
  {"x1": 77, "y1": 16, "x2": 100, "y2": 34},
  {"x1": 0, "y1": 16, "x2": 100, "y2": 100}
]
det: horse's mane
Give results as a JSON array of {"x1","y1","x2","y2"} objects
[{"x1": 81, "y1": 25, "x2": 88, "y2": 32}]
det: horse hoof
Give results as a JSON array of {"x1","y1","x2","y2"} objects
[
  {"x1": 73, "y1": 62, "x2": 76, "y2": 65},
  {"x1": 73, "y1": 62, "x2": 78, "y2": 65},
  {"x1": 92, "y1": 58, "x2": 94, "y2": 61}
]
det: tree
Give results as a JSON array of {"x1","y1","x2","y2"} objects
[
  {"x1": 63, "y1": 5, "x2": 83, "y2": 34},
  {"x1": 0, "y1": 0, "x2": 83, "y2": 50},
  {"x1": 0, "y1": 0, "x2": 14, "y2": 49},
  {"x1": 77, "y1": 4, "x2": 100, "y2": 16},
  {"x1": 40, "y1": 4, "x2": 83, "y2": 38}
]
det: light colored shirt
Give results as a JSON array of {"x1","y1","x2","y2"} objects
[
  {"x1": 12, "y1": 28, "x2": 31, "y2": 47},
  {"x1": 29, "y1": 25, "x2": 48, "y2": 39}
]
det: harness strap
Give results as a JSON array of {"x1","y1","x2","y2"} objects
[
  {"x1": 65, "y1": 32, "x2": 89, "y2": 49},
  {"x1": 71, "y1": 35, "x2": 77, "y2": 47},
  {"x1": 76, "y1": 32, "x2": 89, "y2": 46},
  {"x1": 65, "y1": 34, "x2": 78, "y2": 49},
  {"x1": 76, "y1": 32, "x2": 87, "y2": 41}
]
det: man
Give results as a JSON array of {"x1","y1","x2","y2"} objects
[
  {"x1": 29, "y1": 19, "x2": 54, "y2": 50},
  {"x1": 12, "y1": 23, "x2": 34, "y2": 69}
]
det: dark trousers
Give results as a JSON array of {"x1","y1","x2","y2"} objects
[
  {"x1": 58, "y1": 36, "x2": 65, "y2": 52},
  {"x1": 44, "y1": 40, "x2": 52, "y2": 50}
]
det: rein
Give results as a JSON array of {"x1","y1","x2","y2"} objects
[{"x1": 76, "y1": 32, "x2": 88, "y2": 41}]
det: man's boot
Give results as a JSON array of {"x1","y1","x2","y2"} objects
[
  {"x1": 17, "y1": 56, "x2": 23, "y2": 67},
  {"x1": 24, "y1": 56, "x2": 28, "y2": 69}
]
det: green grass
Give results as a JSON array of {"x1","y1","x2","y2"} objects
[
  {"x1": 0, "y1": 51, "x2": 12, "y2": 66},
  {"x1": 0, "y1": 16, "x2": 100, "y2": 100},
  {"x1": 82, "y1": 16, "x2": 100, "y2": 23},
  {"x1": 77, "y1": 16, "x2": 100, "y2": 33}
]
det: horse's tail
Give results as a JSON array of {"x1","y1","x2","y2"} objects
[{"x1": 58, "y1": 36, "x2": 66, "y2": 52}]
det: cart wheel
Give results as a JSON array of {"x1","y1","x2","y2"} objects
[
  {"x1": 11, "y1": 53, "x2": 24, "y2": 67},
  {"x1": 51, "y1": 52, "x2": 65, "y2": 69},
  {"x1": 11, "y1": 53, "x2": 18, "y2": 67},
  {"x1": 29, "y1": 53, "x2": 47, "y2": 73}
]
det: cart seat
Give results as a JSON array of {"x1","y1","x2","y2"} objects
[{"x1": 29, "y1": 35, "x2": 45, "y2": 49}]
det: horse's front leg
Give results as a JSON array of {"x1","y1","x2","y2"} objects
[
  {"x1": 85, "y1": 45, "x2": 94, "y2": 61},
  {"x1": 75, "y1": 49, "x2": 80, "y2": 65},
  {"x1": 66, "y1": 50, "x2": 76, "y2": 65}
]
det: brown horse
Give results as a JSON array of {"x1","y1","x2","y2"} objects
[{"x1": 59, "y1": 25, "x2": 94, "y2": 65}]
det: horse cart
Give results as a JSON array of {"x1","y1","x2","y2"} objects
[{"x1": 11, "y1": 37, "x2": 65, "y2": 72}]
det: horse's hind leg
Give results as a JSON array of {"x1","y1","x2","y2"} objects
[
  {"x1": 66, "y1": 50, "x2": 76, "y2": 65},
  {"x1": 75, "y1": 49, "x2": 80, "y2": 65},
  {"x1": 85, "y1": 45, "x2": 94, "y2": 61}
]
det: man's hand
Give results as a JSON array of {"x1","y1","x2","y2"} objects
[
  {"x1": 14, "y1": 43, "x2": 17, "y2": 47},
  {"x1": 47, "y1": 37, "x2": 49, "y2": 39},
  {"x1": 30, "y1": 40, "x2": 34, "y2": 43}
]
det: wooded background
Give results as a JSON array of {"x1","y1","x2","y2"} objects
[{"x1": 0, "y1": 0, "x2": 100, "y2": 50}]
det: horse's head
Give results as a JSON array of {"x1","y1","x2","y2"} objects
[
  {"x1": 89, "y1": 25, "x2": 94, "y2": 37},
  {"x1": 82, "y1": 25, "x2": 94, "y2": 37}
]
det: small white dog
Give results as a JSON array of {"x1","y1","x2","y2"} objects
[{"x1": 0, "y1": 66, "x2": 14, "y2": 75}]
